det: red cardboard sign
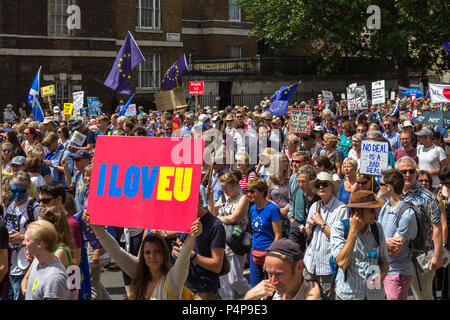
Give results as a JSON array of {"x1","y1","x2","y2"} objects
[
  {"x1": 87, "y1": 136, "x2": 205, "y2": 232},
  {"x1": 189, "y1": 81, "x2": 204, "y2": 95}
]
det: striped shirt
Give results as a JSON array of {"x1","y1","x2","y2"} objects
[
  {"x1": 239, "y1": 170, "x2": 257, "y2": 195},
  {"x1": 303, "y1": 196, "x2": 348, "y2": 275},
  {"x1": 402, "y1": 182, "x2": 441, "y2": 254},
  {"x1": 331, "y1": 220, "x2": 389, "y2": 300}
]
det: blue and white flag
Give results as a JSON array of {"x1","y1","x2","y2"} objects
[
  {"x1": 388, "y1": 99, "x2": 400, "y2": 116},
  {"x1": 28, "y1": 66, "x2": 45, "y2": 122},
  {"x1": 398, "y1": 86, "x2": 408, "y2": 98}
]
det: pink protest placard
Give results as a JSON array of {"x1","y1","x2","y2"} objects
[{"x1": 87, "y1": 136, "x2": 205, "y2": 233}]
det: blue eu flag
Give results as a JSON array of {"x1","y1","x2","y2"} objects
[
  {"x1": 268, "y1": 83, "x2": 300, "y2": 116},
  {"x1": 104, "y1": 31, "x2": 145, "y2": 94},
  {"x1": 162, "y1": 54, "x2": 190, "y2": 90}
]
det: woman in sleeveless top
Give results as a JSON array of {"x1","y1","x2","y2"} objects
[
  {"x1": 266, "y1": 152, "x2": 290, "y2": 237},
  {"x1": 206, "y1": 171, "x2": 250, "y2": 300}
]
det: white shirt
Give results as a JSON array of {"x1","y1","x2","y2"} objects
[
  {"x1": 304, "y1": 196, "x2": 349, "y2": 275},
  {"x1": 417, "y1": 144, "x2": 446, "y2": 188}
]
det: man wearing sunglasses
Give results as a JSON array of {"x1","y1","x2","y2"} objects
[
  {"x1": 302, "y1": 172, "x2": 348, "y2": 299},
  {"x1": 395, "y1": 156, "x2": 443, "y2": 300}
]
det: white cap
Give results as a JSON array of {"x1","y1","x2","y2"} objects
[
  {"x1": 198, "y1": 114, "x2": 210, "y2": 123},
  {"x1": 53, "y1": 106, "x2": 60, "y2": 113},
  {"x1": 403, "y1": 120, "x2": 413, "y2": 127}
]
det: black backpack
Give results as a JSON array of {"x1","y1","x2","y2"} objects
[{"x1": 395, "y1": 202, "x2": 431, "y2": 252}]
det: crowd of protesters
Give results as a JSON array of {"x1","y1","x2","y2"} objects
[{"x1": 0, "y1": 94, "x2": 449, "y2": 300}]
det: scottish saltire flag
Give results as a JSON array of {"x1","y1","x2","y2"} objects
[
  {"x1": 162, "y1": 54, "x2": 189, "y2": 90},
  {"x1": 119, "y1": 93, "x2": 135, "y2": 116},
  {"x1": 268, "y1": 82, "x2": 300, "y2": 116},
  {"x1": 28, "y1": 66, "x2": 45, "y2": 122},
  {"x1": 388, "y1": 99, "x2": 400, "y2": 116},
  {"x1": 104, "y1": 31, "x2": 145, "y2": 94},
  {"x1": 443, "y1": 42, "x2": 450, "y2": 54}
]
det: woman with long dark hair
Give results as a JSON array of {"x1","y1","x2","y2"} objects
[{"x1": 82, "y1": 211, "x2": 202, "y2": 300}]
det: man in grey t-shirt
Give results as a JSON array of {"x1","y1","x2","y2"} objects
[{"x1": 22, "y1": 221, "x2": 68, "y2": 300}]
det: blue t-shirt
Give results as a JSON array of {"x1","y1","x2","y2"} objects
[
  {"x1": 251, "y1": 201, "x2": 282, "y2": 250},
  {"x1": 178, "y1": 211, "x2": 225, "y2": 293},
  {"x1": 337, "y1": 182, "x2": 352, "y2": 205}
]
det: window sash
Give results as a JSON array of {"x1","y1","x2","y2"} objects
[
  {"x1": 229, "y1": 0, "x2": 241, "y2": 21},
  {"x1": 137, "y1": 54, "x2": 160, "y2": 89},
  {"x1": 230, "y1": 46, "x2": 242, "y2": 58},
  {"x1": 136, "y1": 0, "x2": 160, "y2": 29},
  {"x1": 50, "y1": 0, "x2": 70, "y2": 36}
]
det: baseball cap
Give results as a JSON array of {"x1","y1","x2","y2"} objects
[
  {"x1": 70, "y1": 149, "x2": 91, "y2": 160},
  {"x1": 11, "y1": 156, "x2": 26, "y2": 166},
  {"x1": 71, "y1": 120, "x2": 83, "y2": 130},
  {"x1": 266, "y1": 239, "x2": 304, "y2": 262},
  {"x1": 415, "y1": 128, "x2": 433, "y2": 137},
  {"x1": 403, "y1": 120, "x2": 413, "y2": 128},
  {"x1": 198, "y1": 114, "x2": 210, "y2": 123}
]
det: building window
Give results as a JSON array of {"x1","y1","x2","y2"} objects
[
  {"x1": 136, "y1": 0, "x2": 160, "y2": 29},
  {"x1": 54, "y1": 81, "x2": 71, "y2": 107},
  {"x1": 137, "y1": 54, "x2": 160, "y2": 90},
  {"x1": 230, "y1": 46, "x2": 242, "y2": 58},
  {"x1": 229, "y1": 0, "x2": 241, "y2": 21},
  {"x1": 50, "y1": 0, "x2": 71, "y2": 36}
]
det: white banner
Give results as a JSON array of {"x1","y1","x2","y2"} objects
[
  {"x1": 73, "y1": 91, "x2": 84, "y2": 116},
  {"x1": 371, "y1": 80, "x2": 385, "y2": 105},
  {"x1": 428, "y1": 83, "x2": 450, "y2": 104},
  {"x1": 322, "y1": 90, "x2": 334, "y2": 107},
  {"x1": 347, "y1": 84, "x2": 367, "y2": 111}
]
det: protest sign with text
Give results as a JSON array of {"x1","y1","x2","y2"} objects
[
  {"x1": 73, "y1": 91, "x2": 84, "y2": 115},
  {"x1": 87, "y1": 97, "x2": 101, "y2": 116},
  {"x1": 289, "y1": 109, "x2": 311, "y2": 133},
  {"x1": 88, "y1": 136, "x2": 205, "y2": 232},
  {"x1": 371, "y1": 80, "x2": 385, "y2": 105},
  {"x1": 360, "y1": 140, "x2": 389, "y2": 175}
]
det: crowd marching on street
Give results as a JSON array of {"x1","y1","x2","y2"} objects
[{"x1": 1, "y1": 93, "x2": 450, "y2": 301}]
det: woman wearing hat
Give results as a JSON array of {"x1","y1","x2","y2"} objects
[
  {"x1": 331, "y1": 190, "x2": 389, "y2": 300},
  {"x1": 302, "y1": 172, "x2": 348, "y2": 299}
]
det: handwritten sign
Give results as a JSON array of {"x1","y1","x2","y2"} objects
[
  {"x1": 64, "y1": 103, "x2": 74, "y2": 116},
  {"x1": 73, "y1": 91, "x2": 84, "y2": 115},
  {"x1": 360, "y1": 140, "x2": 389, "y2": 175},
  {"x1": 371, "y1": 80, "x2": 385, "y2": 105},
  {"x1": 88, "y1": 136, "x2": 205, "y2": 232},
  {"x1": 41, "y1": 85, "x2": 56, "y2": 97},
  {"x1": 289, "y1": 109, "x2": 311, "y2": 133}
]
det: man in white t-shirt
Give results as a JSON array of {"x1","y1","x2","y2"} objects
[{"x1": 415, "y1": 128, "x2": 448, "y2": 191}]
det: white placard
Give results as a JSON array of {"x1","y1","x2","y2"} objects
[
  {"x1": 371, "y1": 80, "x2": 385, "y2": 105},
  {"x1": 73, "y1": 91, "x2": 84, "y2": 116},
  {"x1": 70, "y1": 130, "x2": 87, "y2": 147},
  {"x1": 322, "y1": 90, "x2": 334, "y2": 107},
  {"x1": 390, "y1": 91, "x2": 396, "y2": 101},
  {"x1": 347, "y1": 84, "x2": 367, "y2": 111},
  {"x1": 360, "y1": 140, "x2": 389, "y2": 175}
]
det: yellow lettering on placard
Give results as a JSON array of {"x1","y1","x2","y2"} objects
[
  {"x1": 173, "y1": 167, "x2": 193, "y2": 202},
  {"x1": 156, "y1": 167, "x2": 174, "y2": 201}
]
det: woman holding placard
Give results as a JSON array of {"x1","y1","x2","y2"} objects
[{"x1": 82, "y1": 212, "x2": 202, "y2": 300}]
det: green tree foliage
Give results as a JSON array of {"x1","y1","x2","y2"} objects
[{"x1": 239, "y1": 0, "x2": 450, "y2": 83}]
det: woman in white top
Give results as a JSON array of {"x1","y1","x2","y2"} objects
[
  {"x1": 26, "y1": 156, "x2": 45, "y2": 197},
  {"x1": 82, "y1": 211, "x2": 202, "y2": 300},
  {"x1": 348, "y1": 133, "x2": 365, "y2": 170},
  {"x1": 207, "y1": 171, "x2": 250, "y2": 299}
]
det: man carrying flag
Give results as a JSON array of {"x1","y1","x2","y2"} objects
[
  {"x1": 268, "y1": 82, "x2": 300, "y2": 116},
  {"x1": 162, "y1": 54, "x2": 190, "y2": 90},
  {"x1": 28, "y1": 66, "x2": 45, "y2": 122},
  {"x1": 104, "y1": 31, "x2": 145, "y2": 95}
]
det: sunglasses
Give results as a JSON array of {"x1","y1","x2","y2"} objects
[
  {"x1": 292, "y1": 160, "x2": 304, "y2": 164},
  {"x1": 418, "y1": 179, "x2": 431, "y2": 184},
  {"x1": 314, "y1": 181, "x2": 329, "y2": 189},
  {"x1": 400, "y1": 169, "x2": 416, "y2": 175},
  {"x1": 379, "y1": 182, "x2": 390, "y2": 187},
  {"x1": 356, "y1": 180, "x2": 369, "y2": 185},
  {"x1": 39, "y1": 197, "x2": 55, "y2": 204}
]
